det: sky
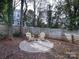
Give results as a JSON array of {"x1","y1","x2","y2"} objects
[
  {"x1": 15, "y1": 0, "x2": 65, "y2": 10},
  {"x1": 16, "y1": 0, "x2": 55, "y2": 10}
]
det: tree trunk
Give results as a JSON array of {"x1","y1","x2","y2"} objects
[
  {"x1": 33, "y1": 0, "x2": 36, "y2": 26},
  {"x1": 20, "y1": 0, "x2": 24, "y2": 37},
  {"x1": 7, "y1": 0, "x2": 13, "y2": 40}
]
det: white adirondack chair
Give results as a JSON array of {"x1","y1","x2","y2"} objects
[
  {"x1": 64, "y1": 33, "x2": 72, "y2": 42},
  {"x1": 25, "y1": 32, "x2": 33, "y2": 41},
  {"x1": 38, "y1": 32, "x2": 45, "y2": 40}
]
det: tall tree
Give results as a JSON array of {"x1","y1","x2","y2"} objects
[
  {"x1": 0, "y1": 0, "x2": 13, "y2": 39},
  {"x1": 47, "y1": 4, "x2": 52, "y2": 28},
  {"x1": 20, "y1": 0, "x2": 24, "y2": 36},
  {"x1": 53, "y1": 0, "x2": 64, "y2": 28},
  {"x1": 63, "y1": 0, "x2": 79, "y2": 30},
  {"x1": 33, "y1": 0, "x2": 36, "y2": 26},
  {"x1": 7, "y1": 0, "x2": 13, "y2": 38},
  {"x1": 23, "y1": 10, "x2": 34, "y2": 26},
  {"x1": 0, "y1": 0, "x2": 8, "y2": 23}
]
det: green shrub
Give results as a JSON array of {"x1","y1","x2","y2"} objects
[
  {"x1": 13, "y1": 32, "x2": 21, "y2": 37},
  {"x1": 0, "y1": 32, "x2": 7, "y2": 40}
]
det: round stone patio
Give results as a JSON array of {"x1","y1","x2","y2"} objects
[{"x1": 19, "y1": 40, "x2": 54, "y2": 53}]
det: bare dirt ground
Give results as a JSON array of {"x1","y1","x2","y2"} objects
[{"x1": 0, "y1": 37, "x2": 79, "y2": 59}]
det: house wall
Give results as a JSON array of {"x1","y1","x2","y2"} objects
[{"x1": 13, "y1": 9, "x2": 21, "y2": 26}]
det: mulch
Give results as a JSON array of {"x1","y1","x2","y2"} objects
[{"x1": 0, "y1": 37, "x2": 79, "y2": 59}]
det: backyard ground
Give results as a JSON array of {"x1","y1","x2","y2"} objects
[{"x1": 0, "y1": 37, "x2": 79, "y2": 59}]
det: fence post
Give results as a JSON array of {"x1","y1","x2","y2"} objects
[{"x1": 72, "y1": 35, "x2": 75, "y2": 44}]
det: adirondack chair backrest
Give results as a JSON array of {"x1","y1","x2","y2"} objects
[{"x1": 25, "y1": 32, "x2": 32, "y2": 40}]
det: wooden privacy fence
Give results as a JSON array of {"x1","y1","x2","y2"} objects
[{"x1": 23, "y1": 27, "x2": 64, "y2": 39}]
